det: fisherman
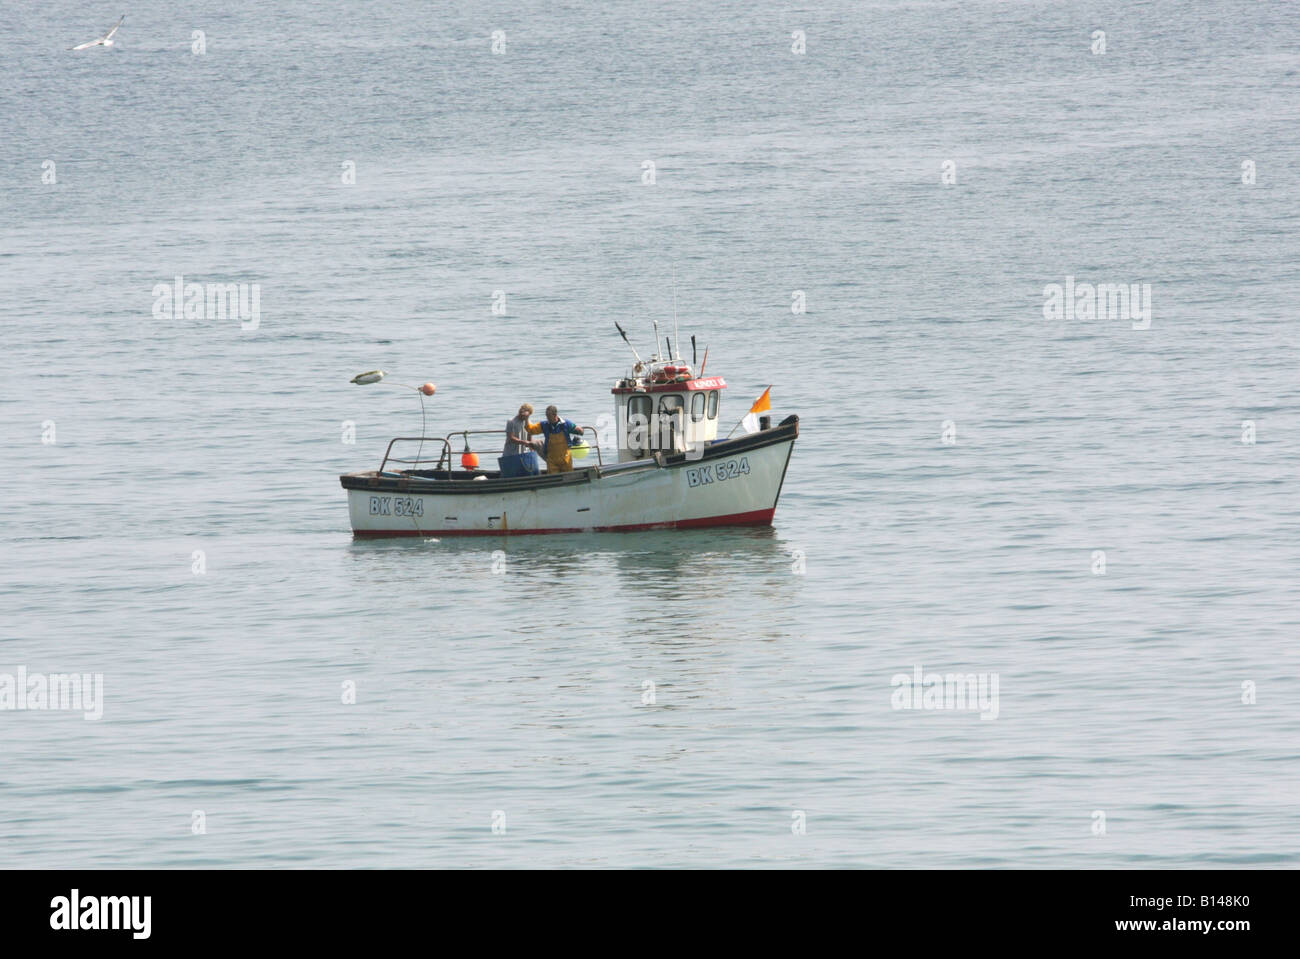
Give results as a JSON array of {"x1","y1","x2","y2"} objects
[
  {"x1": 503, "y1": 403, "x2": 541, "y2": 457},
  {"x1": 525, "y1": 405, "x2": 585, "y2": 473}
]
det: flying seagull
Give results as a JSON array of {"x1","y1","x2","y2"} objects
[{"x1": 69, "y1": 15, "x2": 124, "y2": 51}]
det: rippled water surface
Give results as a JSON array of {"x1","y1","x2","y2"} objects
[{"x1": 2, "y1": 0, "x2": 1298, "y2": 867}]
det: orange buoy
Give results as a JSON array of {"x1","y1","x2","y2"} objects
[
  {"x1": 461, "y1": 451, "x2": 479, "y2": 469},
  {"x1": 420, "y1": 382, "x2": 437, "y2": 396}
]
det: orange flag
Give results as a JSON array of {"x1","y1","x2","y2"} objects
[{"x1": 749, "y1": 387, "x2": 772, "y2": 414}]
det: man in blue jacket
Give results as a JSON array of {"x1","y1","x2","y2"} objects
[{"x1": 525, "y1": 405, "x2": 585, "y2": 472}]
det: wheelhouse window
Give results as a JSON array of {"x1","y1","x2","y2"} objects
[
  {"x1": 627, "y1": 394, "x2": 653, "y2": 456},
  {"x1": 628, "y1": 394, "x2": 652, "y2": 423},
  {"x1": 658, "y1": 395, "x2": 684, "y2": 451},
  {"x1": 690, "y1": 391, "x2": 706, "y2": 422},
  {"x1": 706, "y1": 390, "x2": 719, "y2": 419}
]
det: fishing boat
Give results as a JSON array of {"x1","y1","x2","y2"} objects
[{"x1": 340, "y1": 326, "x2": 798, "y2": 536}]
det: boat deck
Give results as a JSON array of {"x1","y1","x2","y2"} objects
[{"x1": 340, "y1": 415, "x2": 798, "y2": 494}]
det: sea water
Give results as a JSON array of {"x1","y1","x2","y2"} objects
[{"x1": 1, "y1": 0, "x2": 1298, "y2": 867}]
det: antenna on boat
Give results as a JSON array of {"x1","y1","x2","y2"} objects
[
  {"x1": 672, "y1": 264, "x2": 680, "y2": 360},
  {"x1": 651, "y1": 318, "x2": 662, "y2": 362},
  {"x1": 614, "y1": 322, "x2": 643, "y2": 366},
  {"x1": 691, "y1": 335, "x2": 697, "y2": 367}
]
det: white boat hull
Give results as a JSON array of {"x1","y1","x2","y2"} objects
[{"x1": 341, "y1": 416, "x2": 798, "y2": 536}]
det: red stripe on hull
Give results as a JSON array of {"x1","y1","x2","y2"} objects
[{"x1": 352, "y1": 507, "x2": 776, "y2": 537}]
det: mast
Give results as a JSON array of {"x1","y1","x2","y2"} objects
[{"x1": 672, "y1": 264, "x2": 680, "y2": 361}]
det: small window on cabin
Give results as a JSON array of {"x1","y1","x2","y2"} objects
[
  {"x1": 658, "y1": 395, "x2": 684, "y2": 450},
  {"x1": 628, "y1": 395, "x2": 652, "y2": 423},
  {"x1": 659, "y1": 394, "x2": 683, "y2": 415},
  {"x1": 627, "y1": 394, "x2": 653, "y2": 455},
  {"x1": 691, "y1": 392, "x2": 706, "y2": 422},
  {"x1": 706, "y1": 390, "x2": 719, "y2": 419}
]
